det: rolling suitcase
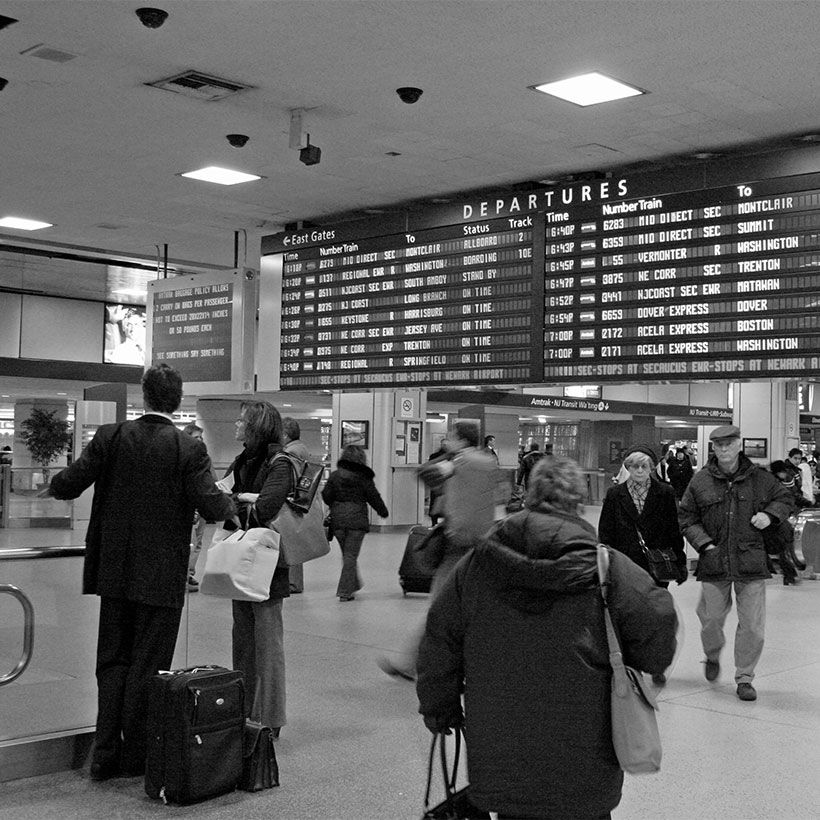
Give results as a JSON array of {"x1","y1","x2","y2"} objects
[
  {"x1": 794, "y1": 510, "x2": 820, "y2": 576},
  {"x1": 145, "y1": 665, "x2": 245, "y2": 805},
  {"x1": 398, "y1": 525, "x2": 437, "y2": 595}
]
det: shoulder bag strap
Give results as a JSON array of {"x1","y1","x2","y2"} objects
[
  {"x1": 270, "y1": 451, "x2": 301, "y2": 491},
  {"x1": 634, "y1": 522, "x2": 650, "y2": 558},
  {"x1": 597, "y1": 545, "x2": 630, "y2": 695}
]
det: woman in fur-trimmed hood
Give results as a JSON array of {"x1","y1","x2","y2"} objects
[
  {"x1": 321, "y1": 445, "x2": 389, "y2": 601},
  {"x1": 416, "y1": 455, "x2": 678, "y2": 820}
]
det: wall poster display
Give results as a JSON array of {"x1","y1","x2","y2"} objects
[
  {"x1": 742, "y1": 437, "x2": 768, "y2": 459},
  {"x1": 342, "y1": 420, "x2": 369, "y2": 449}
]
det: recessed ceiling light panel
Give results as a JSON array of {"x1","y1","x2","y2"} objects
[
  {"x1": 0, "y1": 216, "x2": 53, "y2": 230},
  {"x1": 531, "y1": 72, "x2": 645, "y2": 107},
  {"x1": 180, "y1": 166, "x2": 262, "y2": 185}
]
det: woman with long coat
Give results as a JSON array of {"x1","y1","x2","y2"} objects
[
  {"x1": 225, "y1": 400, "x2": 294, "y2": 737},
  {"x1": 599, "y1": 444, "x2": 687, "y2": 686},
  {"x1": 321, "y1": 444, "x2": 389, "y2": 601},
  {"x1": 416, "y1": 456, "x2": 677, "y2": 820},
  {"x1": 598, "y1": 445, "x2": 688, "y2": 588}
]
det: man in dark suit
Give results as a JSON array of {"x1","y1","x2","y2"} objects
[{"x1": 47, "y1": 363, "x2": 235, "y2": 780}]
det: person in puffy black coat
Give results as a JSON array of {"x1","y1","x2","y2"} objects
[
  {"x1": 667, "y1": 448, "x2": 695, "y2": 500},
  {"x1": 321, "y1": 445, "x2": 389, "y2": 601},
  {"x1": 679, "y1": 426, "x2": 794, "y2": 701},
  {"x1": 417, "y1": 455, "x2": 677, "y2": 820}
]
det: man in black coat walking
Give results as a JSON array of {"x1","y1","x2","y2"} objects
[{"x1": 47, "y1": 364, "x2": 235, "y2": 780}]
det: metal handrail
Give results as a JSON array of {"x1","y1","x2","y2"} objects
[{"x1": 0, "y1": 584, "x2": 34, "y2": 686}]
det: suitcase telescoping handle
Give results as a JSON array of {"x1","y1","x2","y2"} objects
[{"x1": 157, "y1": 665, "x2": 225, "y2": 676}]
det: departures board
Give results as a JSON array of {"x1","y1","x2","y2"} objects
[
  {"x1": 263, "y1": 162, "x2": 820, "y2": 389},
  {"x1": 271, "y1": 212, "x2": 542, "y2": 389},
  {"x1": 543, "y1": 172, "x2": 820, "y2": 382}
]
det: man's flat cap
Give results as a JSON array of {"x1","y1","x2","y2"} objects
[{"x1": 709, "y1": 425, "x2": 741, "y2": 441}]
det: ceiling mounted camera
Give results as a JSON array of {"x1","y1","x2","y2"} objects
[
  {"x1": 396, "y1": 86, "x2": 423, "y2": 104},
  {"x1": 227, "y1": 133, "x2": 249, "y2": 148},
  {"x1": 136, "y1": 7, "x2": 169, "y2": 28}
]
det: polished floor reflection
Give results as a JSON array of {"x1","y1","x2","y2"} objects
[{"x1": 1, "y1": 512, "x2": 820, "y2": 819}]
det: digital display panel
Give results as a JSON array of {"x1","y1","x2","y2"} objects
[
  {"x1": 275, "y1": 215, "x2": 541, "y2": 388},
  {"x1": 263, "y1": 159, "x2": 820, "y2": 389},
  {"x1": 104, "y1": 304, "x2": 146, "y2": 366},
  {"x1": 146, "y1": 269, "x2": 256, "y2": 394},
  {"x1": 540, "y1": 172, "x2": 820, "y2": 382}
]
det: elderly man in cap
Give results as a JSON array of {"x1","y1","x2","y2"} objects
[{"x1": 678, "y1": 425, "x2": 793, "y2": 701}]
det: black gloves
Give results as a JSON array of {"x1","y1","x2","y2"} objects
[{"x1": 423, "y1": 711, "x2": 464, "y2": 735}]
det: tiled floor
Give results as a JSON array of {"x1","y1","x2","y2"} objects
[{"x1": 1, "y1": 510, "x2": 820, "y2": 819}]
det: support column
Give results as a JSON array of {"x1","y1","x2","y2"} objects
[
  {"x1": 331, "y1": 390, "x2": 427, "y2": 529},
  {"x1": 729, "y1": 381, "x2": 798, "y2": 466}
]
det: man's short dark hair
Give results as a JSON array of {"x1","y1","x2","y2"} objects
[
  {"x1": 142, "y1": 363, "x2": 182, "y2": 414},
  {"x1": 453, "y1": 420, "x2": 480, "y2": 448},
  {"x1": 282, "y1": 416, "x2": 301, "y2": 441},
  {"x1": 789, "y1": 448, "x2": 803, "y2": 458},
  {"x1": 183, "y1": 422, "x2": 202, "y2": 436}
]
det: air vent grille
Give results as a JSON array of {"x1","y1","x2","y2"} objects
[
  {"x1": 21, "y1": 44, "x2": 78, "y2": 63},
  {"x1": 147, "y1": 71, "x2": 254, "y2": 101}
]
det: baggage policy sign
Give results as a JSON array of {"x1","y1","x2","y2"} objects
[{"x1": 150, "y1": 281, "x2": 233, "y2": 381}]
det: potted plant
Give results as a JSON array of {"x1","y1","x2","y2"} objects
[{"x1": 19, "y1": 408, "x2": 73, "y2": 485}]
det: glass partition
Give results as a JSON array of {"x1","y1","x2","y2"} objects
[
  {"x1": 0, "y1": 547, "x2": 190, "y2": 751},
  {"x1": 4, "y1": 468, "x2": 72, "y2": 528}
]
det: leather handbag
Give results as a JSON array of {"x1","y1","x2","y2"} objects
[
  {"x1": 240, "y1": 720, "x2": 279, "y2": 792},
  {"x1": 597, "y1": 545, "x2": 662, "y2": 775},
  {"x1": 285, "y1": 458, "x2": 324, "y2": 514},
  {"x1": 271, "y1": 501, "x2": 330, "y2": 565},
  {"x1": 635, "y1": 526, "x2": 679, "y2": 583},
  {"x1": 422, "y1": 729, "x2": 490, "y2": 819},
  {"x1": 200, "y1": 526, "x2": 281, "y2": 601},
  {"x1": 268, "y1": 454, "x2": 331, "y2": 566}
]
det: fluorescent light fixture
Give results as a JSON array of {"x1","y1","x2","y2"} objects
[
  {"x1": 112, "y1": 287, "x2": 147, "y2": 298},
  {"x1": 0, "y1": 216, "x2": 53, "y2": 230},
  {"x1": 180, "y1": 166, "x2": 262, "y2": 185},
  {"x1": 531, "y1": 72, "x2": 645, "y2": 107}
]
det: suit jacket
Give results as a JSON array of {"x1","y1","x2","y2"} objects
[
  {"x1": 598, "y1": 477, "x2": 686, "y2": 579},
  {"x1": 51, "y1": 414, "x2": 235, "y2": 609}
]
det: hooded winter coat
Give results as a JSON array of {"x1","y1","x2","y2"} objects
[
  {"x1": 416, "y1": 505, "x2": 677, "y2": 820},
  {"x1": 321, "y1": 458, "x2": 389, "y2": 531}
]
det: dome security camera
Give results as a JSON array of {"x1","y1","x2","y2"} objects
[
  {"x1": 227, "y1": 134, "x2": 250, "y2": 148},
  {"x1": 396, "y1": 87, "x2": 423, "y2": 104},
  {"x1": 136, "y1": 7, "x2": 169, "y2": 28}
]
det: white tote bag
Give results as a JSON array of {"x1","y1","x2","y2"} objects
[{"x1": 200, "y1": 527, "x2": 281, "y2": 602}]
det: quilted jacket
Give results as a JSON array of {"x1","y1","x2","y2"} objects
[{"x1": 416, "y1": 505, "x2": 677, "y2": 818}]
